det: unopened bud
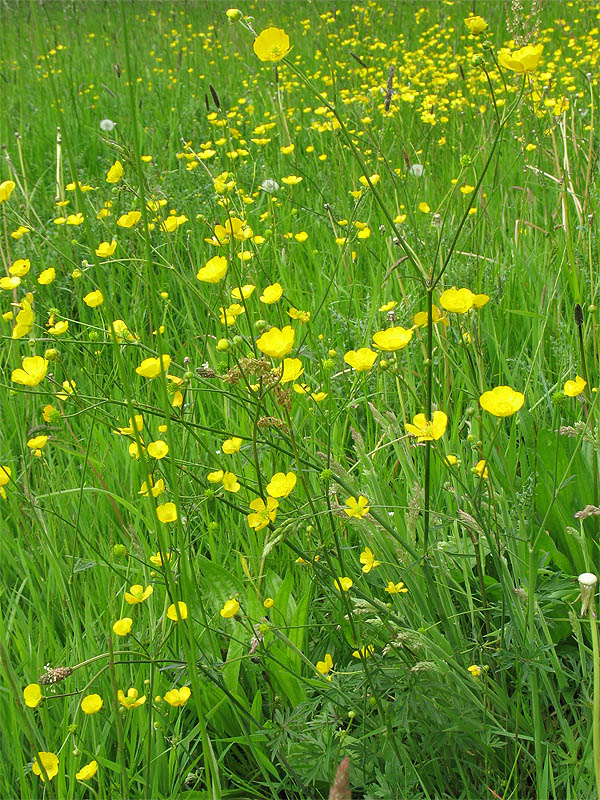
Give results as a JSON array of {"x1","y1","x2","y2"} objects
[{"x1": 579, "y1": 572, "x2": 597, "y2": 616}]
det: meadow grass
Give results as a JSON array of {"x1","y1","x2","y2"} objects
[{"x1": 0, "y1": 0, "x2": 600, "y2": 797}]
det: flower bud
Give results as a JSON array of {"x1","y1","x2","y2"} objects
[
  {"x1": 226, "y1": 8, "x2": 243, "y2": 21},
  {"x1": 113, "y1": 544, "x2": 127, "y2": 558},
  {"x1": 44, "y1": 348, "x2": 59, "y2": 361},
  {"x1": 579, "y1": 572, "x2": 598, "y2": 616}
]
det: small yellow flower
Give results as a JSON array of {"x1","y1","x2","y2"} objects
[
  {"x1": 222, "y1": 436, "x2": 242, "y2": 454},
  {"x1": 247, "y1": 496, "x2": 279, "y2": 530},
  {"x1": 385, "y1": 581, "x2": 408, "y2": 594},
  {"x1": 0, "y1": 180, "x2": 16, "y2": 203},
  {"x1": 266, "y1": 471, "x2": 297, "y2": 498},
  {"x1": 220, "y1": 598, "x2": 240, "y2": 617},
  {"x1": 118, "y1": 688, "x2": 146, "y2": 709},
  {"x1": 344, "y1": 495, "x2": 370, "y2": 519},
  {"x1": 260, "y1": 282, "x2": 283, "y2": 304},
  {"x1": 106, "y1": 160, "x2": 123, "y2": 184},
  {"x1": 439, "y1": 287, "x2": 475, "y2": 314},
  {"x1": 136, "y1": 354, "x2": 171, "y2": 378},
  {"x1": 473, "y1": 460, "x2": 489, "y2": 479},
  {"x1": 95, "y1": 240, "x2": 117, "y2": 257},
  {"x1": 196, "y1": 255, "x2": 228, "y2": 283},
  {"x1": 113, "y1": 617, "x2": 133, "y2": 636},
  {"x1": 149, "y1": 550, "x2": 171, "y2": 566},
  {"x1": 32, "y1": 752, "x2": 59, "y2": 782},
  {"x1": 263, "y1": 597, "x2": 274, "y2": 609},
  {"x1": 253, "y1": 27, "x2": 291, "y2": 62},
  {"x1": 124, "y1": 584, "x2": 153, "y2": 604},
  {"x1": 316, "y1": 653, "x2": 333, "y2": 675},
  {"x1": 334, "y1": 576, "x2": 353, "y2": 592},
  {"x1": 23, "y1": 684, "x2": 42, "y2": 708},
  {"x1": 280, "y1": 357, "x2": 304, "y2": 384},
  {"x1": 352, "y1": 644, "x2": 374, "y2": 659},
  {"x1": 359, "y1": 546, "x2": 381, "y2": 573},
  {"x1": 12, "y1": 356, "x2": 48, "y2": 387},
  {"x1": 344, "y1": 348, "x2": 378, "y2": 372},
  {"x1": 164, "y1": 687, "x2": 191, "y2": 707},
  {"x1": 38, "y1": 267, "x2": 56, "y2": 285},
  {"x1": 564, "y1": 376, "x2": 586, "y2": 397},
  {"x1": 372, "y1": 326, "x2": 413, "y2": 351},
  {"x1": 467, "y1": 664, "x2": 482, "y2": 678},
  {"x1": 117, "y1": 210, "x2": 142, "y2": 228},
  {"x1": 464, "y1": 15, "x2": 487, "y2": 34},
  {"x1": 83, "y1": 290, "x2": 104, "y2": 308},
  {"x1": 256, "y1": 325, "x2": 295, "y2": 359},
  {"x1": 75, "y1": 760, "x2": 98, "y2": 781},
  {"x1": 148, "y1": 440, "x2": 169, "y2": 459},
  {"x1": 222, "y1": 471, "x2": 241, "y2": 492},
  {"x1": 167, "y1": 601, "x2": 188, "y2": 621},
  {"x1": 498, "y1": 43, "x2": 543, "y2": 74},
  {"x1": 81, "y1": 694, "x2": 103, "y2": 714},
  {"x1": 405, "y1": 411, "x2": 448, "y2": 442},
  {"x1": 479, "y1": 386, "x2": 524, "y2": 417},
  {"x1": 156, "y1": 502, "x2": 177, "y2": 523}
]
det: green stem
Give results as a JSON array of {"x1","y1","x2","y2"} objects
[{"x1": 591, "y1": 603, "x2": 600, "y2": 800}]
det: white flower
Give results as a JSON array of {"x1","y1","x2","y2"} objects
[
  {"x1": 100, "y1": 119, "x2": 117, "y2": 132},
  {"x1": 408, "y1": 164, "x2": 424, "y2": 177},
  {"x1": 261, "y1": 179, "x2": 279, "y2": 194}
]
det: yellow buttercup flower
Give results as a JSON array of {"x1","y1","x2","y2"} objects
[
  {"x1": 38, "y1": 267, "x2": 56, "y2": 285},
  {"x1": 222, "y1": 436, "x2": 242, "y2": 454},
  {"x1": 83, "y1": 290, "x2": 104, "y2": 307},
  {"x1": 439, "y1": 287, "x2": 475, "y2": 314},
  {"x1": 564, "y1": 375, "x2": 586, "y2": 397},
  {"x1": 344, "y1": 495, "x2": 370, "y2": 519},
  {"x1": 124, "y1": 584, "x2": 153, "y2": 604},
  {"x1": 136, "y1": 354, "x2": 171, "y2": 378},
  {"x1": 106, "y1": 160, "x2": 123, "y2": 183},
  {"x1": 316, "y1": 653, "x2": 333, "y2": 675},
  {"x1": 247, "y1": 496, "x2": 279, "y2": 530},
  {"x1": 220, "y1": 597, "x2": 240, "y2": 617},
  {"x1": 259, "y1": 282, "x2": 283, "y2": 304},
  {"x1": 405, "y1": 411, "x2": 448, "y2": 442},
  {"x1": 96, "y1": 240, "x2": 117, "y2": 257},
  {"x1": 81, "y1": 694, "x2": 103, "y2": 714},
  {"x1": 75, "y1": 760, "x2": 98, "y2": 781},
  {"x1": 359, "y1": 546, "x2": 381, "y2": 573},
  {"x1": 372, "y1": 326, "x2": 413, "y2": 351},
  {"x1": 164, "y1": 687, "x2": 191, "y2": 707},
  {"x1": 117, "y1": 688, "x2": 146, "y2": 709},
  {"x1": 23, "y1": 684, "x2": 42, "y2": 708},
  {"x1": 12, "y1": 356, "x2": 48, "y2": 387},
  {"x1": 498, "y1": 43, "x2": 543, "y2": 74},
  {"x1": 464, "y1": 15, "x2": 487, "y2": 35},
  {"x1": 479, "y1": 386, "x2": 524, "y2": 417},
  {"x1": 385, "y1": 581, "x2": 408, "y2": 594},
  {"x1": 253, "y1": 27, "x2": 291, "y2": 62},
  {"x1": 113, "y1": 617, "x2": 133, "y2": 636},
  {"x1": 344, "y1": 348, "x2": 378, "y2": 372},
  {"x1": 117, "y1": 210, "x2": 141, "y2": 228},
  {"x1": 0, "y1": 180, "x2": 16, "y2": 203},
  {"x1": 280, "y1": 357, "x2": 303, "y2": 384},
  {"x1": 167, "y1": 601, "x2": 188, "y2": 621},
  {"x1": 32, "y1": 752, "x2": 59, "y2": 782},
  {"x1": 266, "y1": 471, "x2": 296, "y2": 498},
  {"x1": 156, "y1": 502, "x2": 177, "y2": 523},
  {"x1": 256, "y1": 325, "x2": 295, "y2": 359},
  {"x1": 334, "y1": 576, "x2": 353, "y2": 592},
  {"x1": 196, "y1": 255, "x2": 228, "y2": 283}
]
